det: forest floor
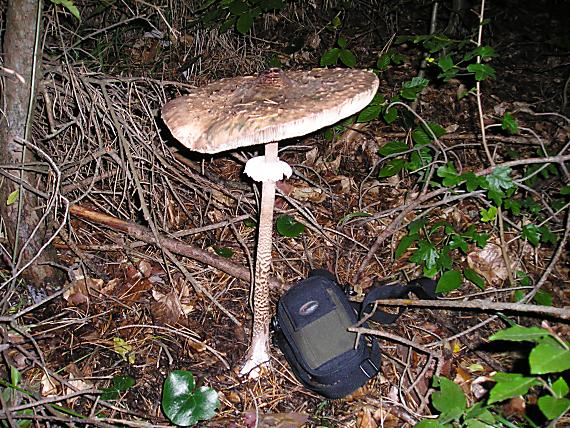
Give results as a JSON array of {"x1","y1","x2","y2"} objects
[{"x1": 1, "y1": 0, "x2": 569, "y2": 427}]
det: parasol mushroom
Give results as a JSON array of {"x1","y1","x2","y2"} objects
[{"x1": 161, "y1": 68, "x2": 379, "y2": 377}]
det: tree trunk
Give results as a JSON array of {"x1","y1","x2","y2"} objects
[{"x1": 0, "y1": 0, "x2": 64, "y2": 287}]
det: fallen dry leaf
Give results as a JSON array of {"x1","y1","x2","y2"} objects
[
  {"x1": 151, "y1": 289, "x2": 184, "y2": 325},
  {"x1": 357, "y1": 408, "x2": 378, "y2": 428},
  {"x1": 64, "y1": 373, "x2": 93, "y2": 405},
  {"x1": 330, "y1": 175, "x2": 353, "y2": 194},
  {"x1": 467, "y1": 242, "x2": 510, "y2": 285},
  {"x1": 313, "y1": 153, "x2": 342, "y2": 174},
  {"x1": 63, "y1": 277, "x2": 104, "y2": 306},
  {"x1": 41, "y1": 372, "x2": 59, "y2": 396},
  {"x1": 290, "y1": 185, "x2": 326, "y2": 202}
]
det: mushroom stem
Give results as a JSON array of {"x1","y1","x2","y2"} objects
[{"x1": 240, "y1": 142, "x2": 279, "y2": 377}]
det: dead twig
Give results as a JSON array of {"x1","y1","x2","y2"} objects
[{"x1": 368, "y1": 298, "x2": 570, "y2": 321}]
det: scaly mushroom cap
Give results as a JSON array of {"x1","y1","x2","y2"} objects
[{"x1": 161, "y1": 68, "x2": 379, "y2": 154}]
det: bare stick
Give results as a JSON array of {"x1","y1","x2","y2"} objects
[{"x1": 367, "y1": 298, "x2": 570, "y2": 321}]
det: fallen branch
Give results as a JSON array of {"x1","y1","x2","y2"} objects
[
  {"x1": 367, "y1": 298, "x2": 570, "y2": 321},
  {"x1": 68, "y1": 204, "x2": 284, "y2": 291}
]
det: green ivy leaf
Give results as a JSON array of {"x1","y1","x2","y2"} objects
[
  {"x1": 515, "y1": 270, "x2": 532, "y2": 286},
  {"x1": 464, "y1": 45, "x2": 496, "y2": 60},
  {"x1": 395, "y1": 233, "x2": 418, "y2": 259},
  {"x1": 383, "y1": 106, "x2": 398, "y2": 123},
  {"x1": 552, "y1": 378, "x2": 569, "y2": 397},
  {"x1": 486, "y1": 166, "x2": 514, "y2": 193},
  {"x1": 408, "y1": 218, "x2": 428, "y2": 234},
  {"x1": 276, "y1": 215, "x2": 305, "y2": 237},
  {"x1": 486, "y1": 189, "x2": 504, "y2": 206},
  {"x1": 339, "y1": 49, "x2": 357, "y2": 67},
  {"x1": 463, "y1": 226, "x2": 488, "y2": 247},
  {"x1": 561, "y1": 185, "x2": 570, "y2": 195},
  {"x1": 391, "y1": 52, "x2": 405, "y2": 64},
  {"x1": 400, "y1": 76, "x2": 429, "y2": 100},
  {"x1": 101, "y1": 376, "x2": 136, "y2": 401},
  {"x1": 523, "y1": 196, "x2": 541, "y2": 215},
  {"x1": 489, "y1": 325, "x2": 551, "y2": 343},
  {"x1": 377, "y1": 52, "x2": 392, "y2": 70},
  {"x1": 320, "y1": 48, "x2": 340, "y2": 66},
  {"x1": 467, "y1": 63, "x2": 496, "y2": 81},
  {"x1": 431, "y1": 376, "x2": 467, "y2": 417},
  {"x1": 488, "y1": 373, "x2": 541, "y2": 404},
  {"x1": 480, "y1": 206, "x2": 497, "y2": 222},
  {"x1": 379, "y1": 140, "x2": 408, "y2": 156},
  {"x1": 330, "y1": 15, "x2": 342, "y2": 29},
  {"x1": 529, "y1": 343, "x2": 570, "y2": 374},
  {"x1": 337, "y1": 37, "x2": 348, "y2": 49},
  {"x1": 436, "y1": 270, "x2": 462, "y2": 293},
  {"x1": 412, "y1": 128, "x2": 431, "y2": 146},
  {"x1": 522, "y1": 223, "x2": 541, "y2": 247},
  {"x1": 228, "y1": 0, "x2": 249, "y2": 14},
  {"x1": 539, "y1": 225, "x2": 557, "y2": 245},
  {"x1": 410, "y1": 240, "x2": 439, "y2": 271},
  {"x1": 430, "y1": 221, "x2": 454, "y2": 235},
  {"x1": 449, "y1": 235, "x2": 468, "y2": 253},
  {"x1": 464, "y1": 268, "x2": 485, "y2": 289},
  {"x1": 378, "y1": 158, "x2": 405, "y2": 178},
  {"x1": 436, "y1": 249, "x2": 453, "y2": 271},
  {"x1": 244, "y1": 218, "x2": 256, "y2": 228},
  {"x1": 437, "y1": 164, "x2": 462, "y2": 187},
  {"x1": 236, "y1": 12, "x2": 255, "y2": 34},
  {"x1": 422, "y1": 122, "x2": 446, "y2": 139},
  {"x1": 357, "y1": 103, "x2": 382, "y2": 123},
  {"x1": 214, "y1": 247, "x2": 234, "y2": 258},
  {"x1": 504, "y1": 198, "x2": 521, "y2": 216},
  {"x1": 162, "y1": 370, "x2": 219, "y2": 427},
  {"x1": 533, "y1": 290, "x2": 553, "y2": 307},
  {"x1": 538, "y1": 395, "x2": 570, "y2": 420},
  {"x1": 405, "y1": 147, "x2": 433, "y2": 172},
  {"x1": 462, "y1": 172, "x2": 483, "y2": 192},
  {"x1": 438, "y1": 55, "x2": 454, "y2": 72},
  {"x1": 502, "y1": 112, "x2": 519, "y2": 135}
]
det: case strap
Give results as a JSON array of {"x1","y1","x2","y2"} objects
[{"x1": 359, "y1": 277, "x2": 438, "y2": 324}]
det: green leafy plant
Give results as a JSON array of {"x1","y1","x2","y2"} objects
[
  {"x1": 320, "y1": 36, "x2": 357, "y2": 68},
  {"x1": 376, "y1": 122, "x2": 445, "y2": 179},
  {"x1": 376, "y1": 50, "x2": 406, "y2": 71},
  {"x1": 416, "y1": 325, "x2": 570, "y2": 426},
  {"x1": 395, "y1": 216, "x2": 488, "y2": 285},
  {"x1": 0, "y1": 367, "x2": 33, "y2": 428},
  {"x1": 101, "y1": 375, "x2": 136, "y2": 401},
  {"x1": 276, "y1": 214, "x2": 305, "y2": 238},
  {"x1": 200, "y1": 0, "x2": 284, "y2": 35},
  {"x1": 398, "y1": 34, "x2": 496, "y2": 82},
  {"x1": 162, "y1": 370, "x2": 219, "y2": 427},
  {"x1": 214, "y1": 246, "x2": 235, "y2": 258}
]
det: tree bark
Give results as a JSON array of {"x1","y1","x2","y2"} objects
[{"x1": 0, "y1": 0, "x2": 64, "y2": 286}]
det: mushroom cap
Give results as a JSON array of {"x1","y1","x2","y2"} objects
[{"x1": 161, "y1": 68, "x2": 379, "y2": 154}]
